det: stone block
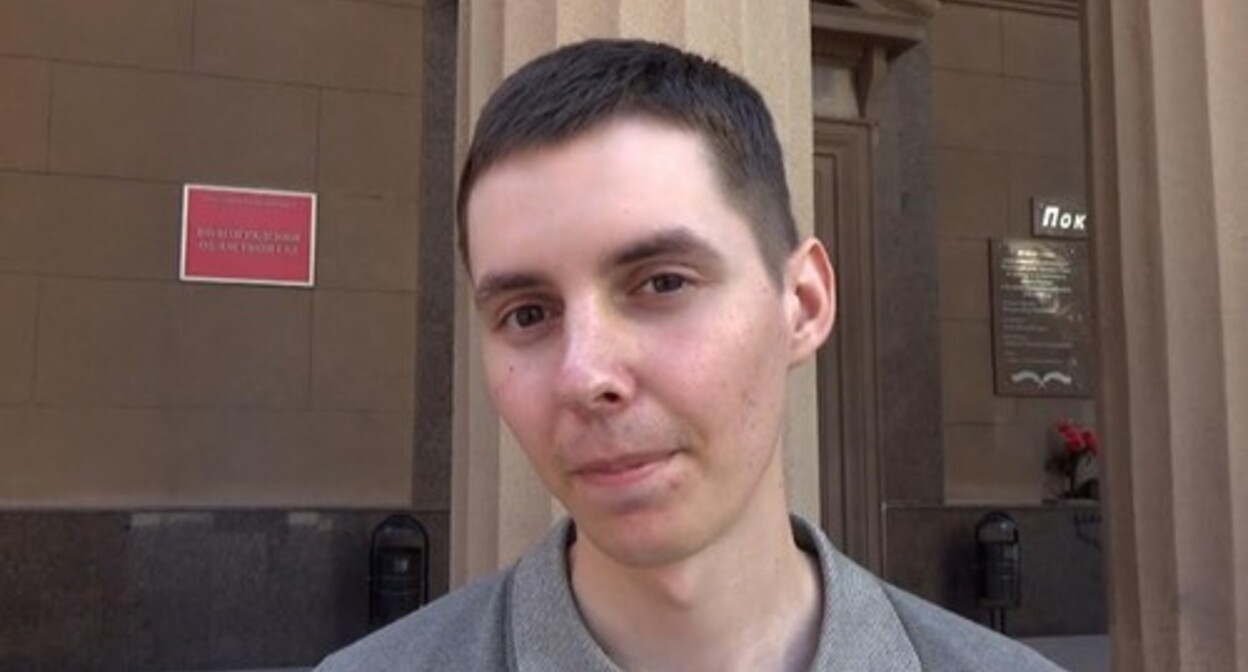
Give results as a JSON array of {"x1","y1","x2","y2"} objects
[
  {"x1": 0, "y1": 276, "x2": 37, "y2": 403},
  {"x1": 173, "y1": 410, "x2": 412, "y2": 507},
  {"x1": 176, "y1": 285, "x2": 311, "y2": 409},
  {"x1": 316, "y1": 194, "x2": 421, "y2": 292},
  {"x1": 930, "y1": 3, "x2": 1002, "y2": 74},
  {"x1": 0, "y1": 58, "x2": 49, "y2": 170},
  {"x1": 1000, "y1": 79, "x2": 1085, "y2": 158},
  {"x1": 194, "y1": 0, "x2": 423, "y2": 93},
  {"x1": 944, "y1": 421, "x2": 1047, "y2": 502},
  {"x1": 940, "y1": 319, "x2": 1014, "y2": 424},
  {"x1": 932, "y1": 70, "x2": 1006, "y2": 151},
  {"x1": 0, "y1": 174, "x2": 179, "y2": 279},
  {"x1": 0, "y1": 0, "x2": 191, "y2": 68},
  {"x1": 1003, "y1": 12, "x2": 1082, "y2": 84},
  {"x1": 35, "y1": 279, "x2": 180, "y2": 406},
  {"x1": 318, "y1": 90, "x2": 423, "y2": 199},
  {"x1": 311, "y1": 290, "x2": 416, "y2": 412},
  {"x1": 50, "y1": 65, "x2": 318, "y2": 186},
  {"x1": 23, "y1": 408, "x2": 180, "y2": 505},
  {"x1": 938, "y1": 240, "x2": 990, "y2": 321},
  {"x1": 934, "y1": 149, "x2": 1009, "y2": 240}
]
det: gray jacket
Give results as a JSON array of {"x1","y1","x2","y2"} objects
[{"x1": 317, "y1": 517, "x2": 1065, "y2": 671}]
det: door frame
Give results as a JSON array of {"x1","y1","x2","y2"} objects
[{"x1": 814, "y1": 118, "x2": 884, "y2": 573}]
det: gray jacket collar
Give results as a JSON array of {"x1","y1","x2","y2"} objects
[{"x1": 507, "y1": 516, "x2": 922, "y2": 671}]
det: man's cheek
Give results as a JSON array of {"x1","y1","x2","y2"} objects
[
  {"x1": 485, "y1": 355, "x2": 526, "y2": 409},
  {"x1": 494, "y1": 381, "x2": 549, "y2": 441}
]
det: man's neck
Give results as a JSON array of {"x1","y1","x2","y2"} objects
[{"x1": 567, "y1": 495, "x2": 822, "y2": 672}]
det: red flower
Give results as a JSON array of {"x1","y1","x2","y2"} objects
[
  {"x1": 1056, "y1": 419, "x2": 1089, "y2": 454},
  {"x1": 1081, "y1": 430, "x2": 1098, "y2": 455},
  {"x1": 1048, "y1": 419, "x2": 1100, "y2": 499}
]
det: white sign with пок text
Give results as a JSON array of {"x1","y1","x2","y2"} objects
[{"x1": 1032, "y1": 197, "x2": 1089, "y2": 239}]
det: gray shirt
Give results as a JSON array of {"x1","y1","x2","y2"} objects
[{"x1": 317, "y1": 517, "x2": 1065, "y2": 671}]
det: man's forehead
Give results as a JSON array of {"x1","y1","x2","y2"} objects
[
  {"x1": 463, "y1": 118, "x2": 735, "y2": 270},
  {"x1": 466, "y1": 114, "x2": 715, "y2": 206}
]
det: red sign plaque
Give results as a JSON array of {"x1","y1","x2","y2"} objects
[{"x1": 180, "y1": 184, "x2": 317, "y2": 287}]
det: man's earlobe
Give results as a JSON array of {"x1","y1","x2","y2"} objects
[{"x1": 785, "y1": 238, "x2": 836, "y2": 366}]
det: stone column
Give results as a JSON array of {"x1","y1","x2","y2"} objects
[
  {"x1": 1085, "y1": 0, "x2": 1248, "y2": 670},
  {"x1": 451, "y1": 0, "x2": 816, "y2": 584}
]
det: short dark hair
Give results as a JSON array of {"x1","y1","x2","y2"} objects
[{"x1": 456, "y1": 38, "x2": 798, "y2": 282}]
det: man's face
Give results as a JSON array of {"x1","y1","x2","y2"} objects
[{"x1": 466, "y1": 118, "x2": 816, "y2": 567}]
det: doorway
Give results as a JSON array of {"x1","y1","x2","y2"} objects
[{"x1": 813, "y1": 118, "x2": 884, "y2": 573}]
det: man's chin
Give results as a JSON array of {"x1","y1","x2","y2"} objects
[{"x1": 570, "y1": 511, "x2": 703, "y2": 570}]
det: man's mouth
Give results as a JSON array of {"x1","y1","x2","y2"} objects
[{"x1": 571, "y1": 451, "x2": 679, "y2": 489}]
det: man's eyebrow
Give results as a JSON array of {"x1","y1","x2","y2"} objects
[
  {"x1": 473, "y1": 271, "x2": 545, "y2": 305},
  {"x1": 607, "y1": 228, "x2": 723, "y2": 269},
  {"x1": 473, "y1": 228, "x2": 721, "y2": 305}
]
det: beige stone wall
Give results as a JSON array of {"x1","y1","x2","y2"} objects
[
  {"x1": 1086, "y1": 0, "x2": 1248, "y2": 668},
  {"x1": 929, "y1": 1, "x2": 1092, "y2": 502},
  {"x1": 0, "y1": 0, "x2": 429, "y2": 507}
]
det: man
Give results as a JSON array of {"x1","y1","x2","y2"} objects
[{"x1": 318, "y1": 39, "x2": 1064, "y2": 671}]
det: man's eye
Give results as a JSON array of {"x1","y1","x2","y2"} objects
[
  {"x1": 642, "y1": 273, "x2": 688, "y2": 294},
  {"x1": 503, "y1": 304, "x2": 547, "y2": 329}
]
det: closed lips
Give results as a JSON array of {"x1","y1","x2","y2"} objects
[{"x1": 573, "y1": 451, "x2": 677, "y2": 479}]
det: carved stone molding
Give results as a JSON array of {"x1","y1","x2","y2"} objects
[
  {"x1": 811, "y1": 1, "x2": 934, "y2": 120},
  {"x1": 812, "y1": 1, "x2": 931, "y2": 55},
  {"x1": 842, "y1": 0, "x2": 939, "y2": 17},
  {"x1": 943, "y1": 0, "x2": 1080, "y2": 19}
]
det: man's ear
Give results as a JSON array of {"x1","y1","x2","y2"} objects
[{"x1": 784, "y1": 237, "x2": 836, "y2": 367}]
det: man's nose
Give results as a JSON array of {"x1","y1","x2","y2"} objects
[{"x1": 555, "y1": 300, "x2": 635, "y2": 413}]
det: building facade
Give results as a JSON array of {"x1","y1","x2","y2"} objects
[{"x1": 0, "y1": 1, "x2": 1243, "y2": 671}]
